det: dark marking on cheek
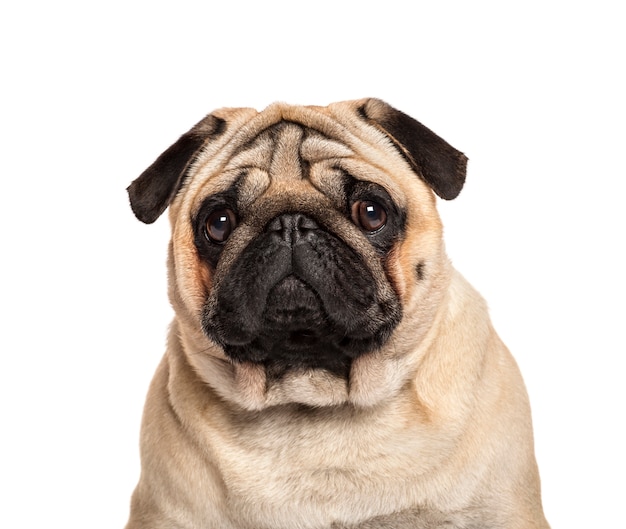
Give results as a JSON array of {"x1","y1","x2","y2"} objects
[{"x1": 416, "y1": 261, "x2": 425, "y2": 281}]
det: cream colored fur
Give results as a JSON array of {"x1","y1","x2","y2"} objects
[{"x1": 125, "y1": 100, "x2": 549, "y2": 529}]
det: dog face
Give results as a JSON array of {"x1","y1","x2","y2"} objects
[{"x1": 128, "y1": 98, "x2": 467, "y2": 410}]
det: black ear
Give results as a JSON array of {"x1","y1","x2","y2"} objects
[
  {"x1": 358, "y1": 99, "x2": 467, "y2": 200},
  {"x1": 127, "y1": 114, "x2": 227, "y2": 224}
]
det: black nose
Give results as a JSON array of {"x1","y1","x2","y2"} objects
[{"x1": 266, "y1": 213, "x2": 319, "y2": 245}]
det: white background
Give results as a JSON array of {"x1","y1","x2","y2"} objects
[{"x1": 1, "y1": 1, "x2": 624, "y2": 528}]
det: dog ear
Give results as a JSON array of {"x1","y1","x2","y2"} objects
[
  {"x1": 358, "y1": 99, "x2": 467, "y2": 200},
  {"x1": 127, "y1": 114, "x2": 227, "y2": 224}
]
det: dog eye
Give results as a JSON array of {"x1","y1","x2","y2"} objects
[
  {"x1": 351, "y1": 200, "x2": 387, "y2": 233},
  {"x1": 205, "y1": 208, "x2": 237, "y2": 243}
]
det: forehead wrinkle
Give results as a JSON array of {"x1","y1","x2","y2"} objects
[
  {"x1": 225, "y1": 132, "x2": 275, "y2": 172},
  {"x1": 269, "y1": 123, "x2": 304, "y2": 182},
  {"x1": 187, "y1": 117, "x2": 403, "y2": 223},
  {"x1": 307, "y1": 161, "x2": 349, "y2": 210},
  {"x1": 300, "y1": 132, "x2": 354, "y2": 162},
  {"x1": 236, "y1": 167, "x2": 271, "y2": 212},
  {"x1": 224, "y1": 122, "x2": 353, "y2": 205}
]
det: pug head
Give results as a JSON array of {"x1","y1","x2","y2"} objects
[{"x1": 128, "y1": 98, "x2": 467, "y2": 410}]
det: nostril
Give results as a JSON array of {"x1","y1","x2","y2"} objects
[
  {"x1": 295, "y1": 214, "x2": 319, "y2": 231},
  {"x1": 267, "y1": 216, "x2": 284, "y2": 232}
]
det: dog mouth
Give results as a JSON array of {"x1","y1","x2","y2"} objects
[
  {"x1": 264, "y1": 275, "x2": 327, "y2": 329},
  {"x1": 218, "y1": 275, "x2": 358, "y2": 378},
  {"x1": 260, "y1": 275, "x2": 331, "y2": 352}
]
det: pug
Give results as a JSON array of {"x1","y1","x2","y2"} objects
[{"x1": 125, "y1": 98, "x2": 550, "y2": 528}]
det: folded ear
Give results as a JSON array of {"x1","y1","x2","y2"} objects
[
  {"x1": 358, "y1": 99, "x2": 467, "y2": 200},
  {"x1": 127, "y1": 114, "x2": 226, "y2": 224}
]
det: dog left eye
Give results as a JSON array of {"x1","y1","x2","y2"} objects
[
  {"x1": 351, "y1": 200, "x2": 387, "y2": 233},
  {"x1": 205, "y1": 208, "x2": 237, "y2": 243}
]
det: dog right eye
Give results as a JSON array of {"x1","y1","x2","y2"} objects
[
  {"x1": 351, "y1": 200, "x2": 387, "y2": 234},
  {"x1": 205, "y1": 208, "x2": 237, "y2": 244}
]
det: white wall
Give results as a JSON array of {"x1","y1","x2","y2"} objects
[{"x1": 1, "y1": 1, "x2": 623, "y2": 527}]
